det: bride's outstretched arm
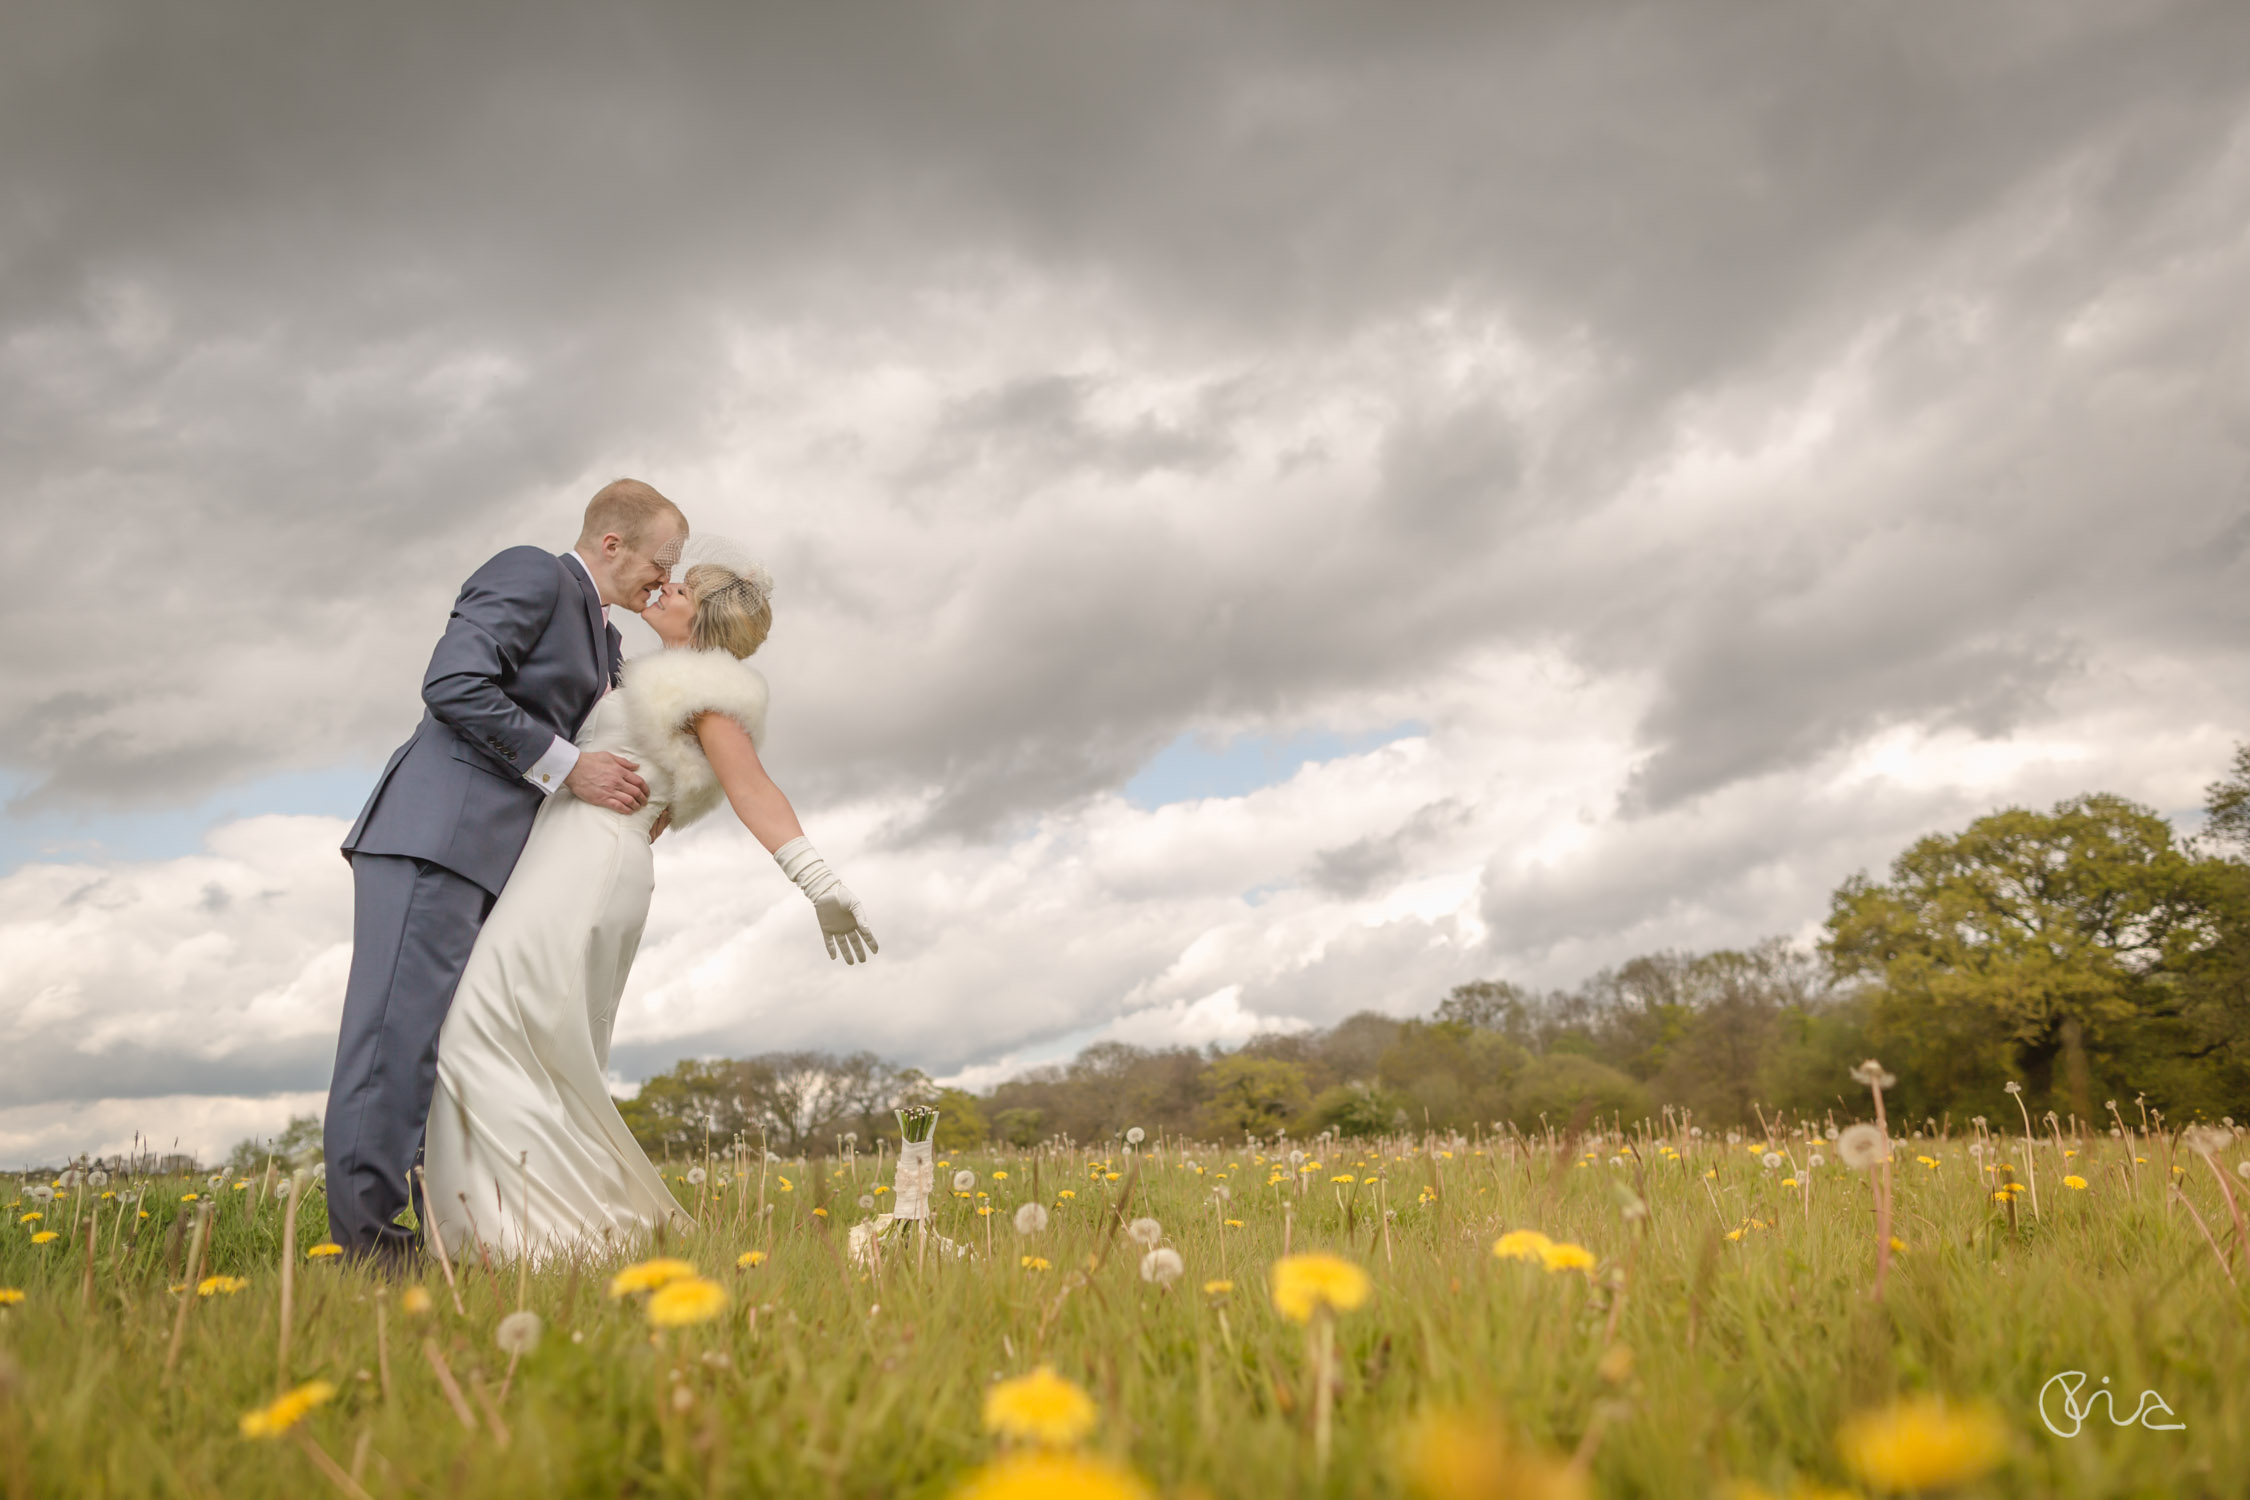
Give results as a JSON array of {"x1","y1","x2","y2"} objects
[
  {"x1": 694, "y1": 712, "x2": 877, "y2": 963},
  {"x1": 692, "y1": 712, "x2": 803, "y2": 851}
]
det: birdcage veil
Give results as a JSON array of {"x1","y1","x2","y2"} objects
[{"x1": 674, "y1": 535, "x2": 774, "y2": 618}]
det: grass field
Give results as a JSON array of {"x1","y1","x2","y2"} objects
[{"x1": 3, "y1": 1115, "x2": 2246, "y2": 1498}]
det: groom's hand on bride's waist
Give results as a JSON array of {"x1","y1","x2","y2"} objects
[{"x1": 566, "y1": 751, "x2": 649, "y2": 813}]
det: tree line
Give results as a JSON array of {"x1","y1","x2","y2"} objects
[{"x1": 210, "y1": 750, "x2": 2250, "y2": 1173}]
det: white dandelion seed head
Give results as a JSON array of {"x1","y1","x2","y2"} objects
[
  {"x1": 1288, "y1": 1149, "x2": 1305, "y2": 1164},
  {"x1": 2110, "y1": 1127, "x2": 2123, "y2": 1138},
  {"x1": 1210, "y1": 1185, "x2": 1231, "y2": 1203},
  {"x1": 843, "y1": 1132, "x2": 858, "y2": 1145},
  {"x1": 1125, "y1": 1127, "x2": 1146, "y2": 1145},
  {"x1": 1126, "y1": 1217, "x2": 1163, "y2": 1248},
  {"x1": 1849, "y1": 1059, "x2": 1896, "y2": 1088},
  {"x1": 2237, "y1": 1160, "x2": 2250, "y2": 1181},
  {"x1": 275, "y1": 1178, "x2": 294, "y2": 1196},
  {"x1": 1837, "y1": 1124, "x2": 1889, "y2": 1171},
  {"x1": 87, "y1": 1170, "x2": 108, "y2": 1187},
  {"x1": 207, "y1": 1174, "x2": 223, "y2": 1187},
  {"x1": 30, "y1": 1186, "x2": 52, "y2": 1202},
  {"x1": 2004, "y1": 1081, "x2": 2022, "y2": 1095},
  {"x1": 953, "y1": 1170, "x2": 976, "y2": 1192},
  {"x1": 686, "y1": 1167, "x2": 707, "y2": 1185},
  {"x1": 857, "y1": 1194, "x2": 874, "y2": 1210},
  {"x1": 1808, "y1": 1153, "x2": 1825, "y2": 1168},
  {"x1": 1610, "y1": 1156, "x2": 1625, "y2": 1168},
  {"x1": 1762, "y1": 1152, "x2": 1783, "y2": 1170},
  {"x1": 1014, "y1": 1202, "x2": 1049, "y2": 1236},
  {"x1": 1972, "y1": 1117, "x2": 1987, "y2": 1129},
  {"x1": 1689, "y1": 1127, "x2": 1703, "y2": 1138},
  {"x1": 2181, "y1": 1125, "x2": 2230, "y2": 1158},
  {"x1": 496, "y1": 1310, "x2": 543, "y2": 1356},
  {"x1": 1140, "y1": 1247, "x2": 1184, "y2": 1285}
]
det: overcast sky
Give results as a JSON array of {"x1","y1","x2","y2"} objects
[{"x1": 6, "y1": 1, "x2": 2249, "y2": 1166}]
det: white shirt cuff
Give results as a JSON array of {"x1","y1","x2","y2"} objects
[{"x1": 526, "y1": 735, "x2": 580, "y2": 794}]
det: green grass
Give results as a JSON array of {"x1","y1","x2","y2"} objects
[{"x1": 2, "y1": 1131, "x2": 2246, "y2": 1498}]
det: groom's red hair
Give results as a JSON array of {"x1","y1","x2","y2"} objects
[{"x1": 578, "y1": 478, "x2": 685, "y2": 552}]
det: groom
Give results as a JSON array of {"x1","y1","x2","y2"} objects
[{"x1": 325, "y1": 478, "x2": 690, "y2": 1264}]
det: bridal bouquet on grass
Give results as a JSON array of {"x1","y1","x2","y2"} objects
[{"x1": 846, "y1": 1104, "x2": 966, "y2": 1267}]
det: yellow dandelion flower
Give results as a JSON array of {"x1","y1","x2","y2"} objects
[
  {"x1": 993, "y1": 1171, "x2": 1009, "y2": 1180},
  {"x1": 1331, "y1": 1174, "x2": 1356, "y2": 1184},
  {"x1": 17, "y1": 1213, "x2": 39, "y2": 1224},
  {"x1": 1836, "y1": 1395, "x2": 2005, "y2": 1492},
  {"x1": 1727, "y1": 1228, "x2": 1746, "y2": 1242},
  {"x1": 305, "y1": 1242, "x2": 343, "y2": 1259},
  {"x1": 1705, "y1": 1169, "x2": 1718, "y2": 1180},
  {"x1": 1224, "y1": 1218, "x2": 1244, "y2": 1228},
  {"x1": 1399, "y1": 1410, "x2": 1589, "y2": 1500},
  {"x1": 1491, "y1": 1229, "x2": 1553, "y2": 1262},
  {"x1": 233, "y1": 1181, "x2": 250, "y2": 1192},
  {"x1": 1057, "y1": 1190, "x2": 1076, "y2": 1200},
  {"x1": 1782, "y1": 1178, "x2": 1800, "y2": 1188},
  {"x1": 401, "y1": 1286, "x2": 433, "y2": 1316},
  {"x1": 608, "y1": 1257, "x2": 697, "y2": 1298},
  {"x1": 2063, "y1": 1175, "x2": 2087, "y2": 1190},
  {"x1": 1363, "y1": 1176, "x2": 1379, "y2": 1185},
  {"x1": 180, "y1": 1193, "x2": 199, "y2": 1202},
  {"x1": 0, "y1": 1289, "x2": 23, "y2": 1306},
  {"x1": 950, "y1": 1450, "x2": 1154, "y2": 1500},
  {"x1": 197, "y1": 1275, "x2": 248, "y2": 1296},
  {"x1": 1539, "y1": 1242, "x2": 1596, "y2": 1275},
  {"x1": 1270, "y1": 1252, "x2": 1371, "y2": 1323},
  {"x1": 1203, "y1": 1279, "x2": 1233, "y2": 1295},
  {"x1": 238, "y1": 1379, "x2": 336, "y2": 1438},
  {"x1": 1103, "y1": 1172, "x2": 1120, "y2": 1181},
  {"x1": 29, "y1": 1232, "x2": 59, "y2": 1245},
  {"x1": 983, "y1": 1366, "x2": 1097, "y2": 1446},
  {"x1": 1889, "y1": 1237, "x2": 1908, "y2": 1253},
  {"x1": 777, "y1": 1177, "x2": 793, "y2": 1191},
  {"x1": 1020, "y1": 1255, "x2": 1052, "y2": 1271},
  {"x1": 646, "y1": 1276, "x2": 729, "y2": 1328},
  {"x1": 737, "y1": 1250, "x2": 768, "y2": 1269}
]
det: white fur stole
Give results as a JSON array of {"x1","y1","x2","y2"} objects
[{"x1": 618, "y1": 648, "x2": 769, "y2": 829}]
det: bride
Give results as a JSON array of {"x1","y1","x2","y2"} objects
[{"x1": 421, "y1": 541, "x2": 877, "y2": 1261}]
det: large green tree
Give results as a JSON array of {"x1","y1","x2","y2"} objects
[{"x1": 1824, "y1": 793, "x2": 2238, "y2": 1124}]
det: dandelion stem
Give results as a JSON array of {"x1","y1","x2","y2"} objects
[
  {"x1": 292, "y1": 1429, "x2": 375, "y2": 1500},
  {"x1": 161, "y1": 1204, "x2": 212, "y2": 1387},
  {"x1": 1310, "y1": 1309, "x2": 1336, "y2": 1474},
  {"x1": 278, "y1": 1168, "x2": 304, "y2": 1393},
  {"x1": 374, "y1": 1297, "x2": 392, "y2": 1405},
  {"x1": 422, "y1": 1338, "x2": 479, "y2": 1431},
  {"x1": 414, "y1": 1167, "x2": 467, "y2": 1317}
]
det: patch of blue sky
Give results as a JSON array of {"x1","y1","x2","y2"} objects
[
  {"x1": 0, "y1": 763, "x2": 379, "y2": 875},
  {"x1": 1122, "y1": 720, "x2": 1426, "y2": 811}
]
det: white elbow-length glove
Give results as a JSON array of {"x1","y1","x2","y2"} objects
[{"x1": 773, "y1": 836, "x2": 879, "y2": 964}]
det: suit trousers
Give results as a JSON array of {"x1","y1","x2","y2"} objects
[{"x1": 324, "y1": 852, "x2": 496, "y2": 1261}]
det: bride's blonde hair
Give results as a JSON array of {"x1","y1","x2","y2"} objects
[{"x1": 686, "y1": 562, "x2": 771, "y2": 658}]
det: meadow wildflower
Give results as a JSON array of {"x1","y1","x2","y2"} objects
[
  {"x1": 1762, "y1": 1152, "x2": 1782, "y2": 1170},
  {"x1": 608, "y1": 1257, "x2": 697, "y2": 1297},
  {"x1": 951, "y1": 1450, "x2": 1153, "y2": 1500},
  {"x1": 1539, "y1": 1242, "x2": 1596, "y2": 1275},
  {"x1": 983, "y1": 1366, "x2": 1098, "y2": 1446},
  {"x1": 0, "y1": 1290, "x2": 22, "y2": 1306},
  {"x1": 28, "y1": 1231, "x2": 58, "y2": 1245},
  {"x1": 198, "y1": 1276, "x2": 248, "y2": 1296},
  {"x1": 1014, "y1": 1202, "x2": 1049, "y2": 1235},
  {"x1": 238, "y1": 1380, "x2": 336, "y2": 1438},
  {"x1": 954, "y1": 1170, "x2": 977, "y2": 1192},
  {"x1": 1203, "y1": 1279, "x2": 1233, "y2": 1296},
  {"x1": 777, "y1": 1176, "x2": 793, "y2": 1192},
  {"x1": 1271, "y1": 1252, "x2": 1371, "y2": 1322},
  {"x1": 686, "y1": 1166, "x2": 707, "y2": 1185},
  {"x1": 1140, "y1": 1248, "x2": 1184, "y2": 1285},
  {"x1": 401, "y1": 1286, "x2": 433, "y2": 1316},
  {"x1": 2063, "y1": 1175, "x2": 2087, "y2": 1190},
  {"x1": 1836, "y1": 1394, "x2": 2005, "y2": 1491},
  {"x1": 1126, "y1": 1217, "x2": 1162, "y2": 1247},
  {"x1": 1224, "y1": 1218, "x2": 1244, "y2": 1228},
  {"x1": 737, "y1": 1250, "x2": 767, "y2": 1268},
  {"x1": 496, "y1": 1310, "x2": 543, "y2": 1355},
  {"x1": 1837, "y1": 1124, "x2": 1888, "y2": 1170},
  {"x1": 1125, "y1": 1127, "x2": 1145, "y2": 1145},
  {"x1": 16, "y1": 1213, "x2": 37, "y2": 1224},
  {"x1": 1492, "y1": 1229, "x2": 1553, "y2": 1262},
  {"x1": 646, "y1": 1276, "x2": 730, "y2": 1327},
  {"x1": 1398, "y1": 1409, "x2": 1589, "y2": 1500},
  {"x1": 305, "y1": 1242, "x2": 342, "y2": 1259},
  {"x1": 1021, "y1": 1256, "x2": 1051, "y2": 1271}
]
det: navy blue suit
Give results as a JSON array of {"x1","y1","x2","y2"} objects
[{"x1": 326, "y1": 547, "x2": 622, "y2": 1260}]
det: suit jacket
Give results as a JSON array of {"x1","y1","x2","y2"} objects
[{"x1": 343, "y1": 547, "x2": 622, "y2": 894}]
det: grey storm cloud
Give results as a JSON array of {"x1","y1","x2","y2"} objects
[{"x1": 6, "y1": 0, "x2": 2250, "y2": 844}]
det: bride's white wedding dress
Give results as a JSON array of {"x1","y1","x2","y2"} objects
[{"x1": 422, "y1": 647, "x2": 768, "y2": 1261}]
